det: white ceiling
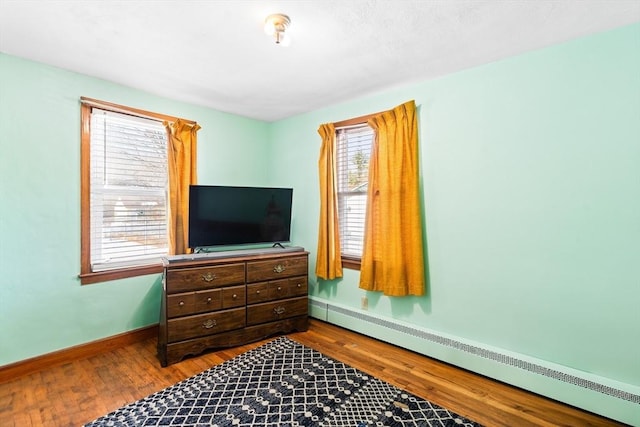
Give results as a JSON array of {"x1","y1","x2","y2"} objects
[{"x1": 1, "y1": 1, "x2": 638, "y2": 122}]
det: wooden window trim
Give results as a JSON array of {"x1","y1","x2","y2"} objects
[
  {"x1": 80, "y1": 97, "x2": 196, "y2": 125},
  {"x1": 333, "y1": 112, "x2": 379, "y2": 128},
  {"x1": 79, "y1": 98, "x2": 182, "y2": 285},
  {"x1": 78, "y1": 265, "x2": 164, "y2": 285},
  {"x1": 341, "y1": 255, "x2": 361, "y2": 271}
]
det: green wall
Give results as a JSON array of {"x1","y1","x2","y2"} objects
[
  {"x1": 1, "y1": 22, "x2": 639, "y2": 423},
  {"x1": 271, "y1": 22, "x2": 640, "y2": 415},
  {"x1": 0, "y1": 53, "x2": 270, "y2": 365}
]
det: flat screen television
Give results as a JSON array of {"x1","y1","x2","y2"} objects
[{"x1": 188, "y1": 185, "x2": 293, "y2": 250}]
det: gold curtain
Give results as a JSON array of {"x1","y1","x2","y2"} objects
[
  {"x1": 165, "y1": 119, "x2": 201, "y2": 255},
  {"x1": 359, "y1": 100, "x2": 426, "y2": 296},
  {"x1": 315, "y1": 123, "x2": 343, "y2": 280}
]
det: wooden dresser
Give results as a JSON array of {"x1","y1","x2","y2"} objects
[{"x1": 157, "y1": 249, "x2": 309, "y2": 366}]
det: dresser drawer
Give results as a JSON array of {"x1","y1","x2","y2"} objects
[
  {"x1": 246, "y1": 281, "x2": 270, "y2": 304},
  {"x1": 168, "y1": 286, "x2": 244, "y2": 318},
  {"x1": 193, "y1": 289, "x2": 222, "y2": 314},
  {"x1": 166, "y1": 263, "x2": 245, "y2": 293},
  {"x1": 274, "y1": 277, "x2": 307, "y2": 299},
  {"x1": 247, "y1": 277, "x2": 307, "y2": 304},
  {"x1": 221, "y1": 285, "x2": 246, "y2": 308},
  {"x1": 167, "y1": 307, "x2": 245, "y2": 342},
  {"x1": 246, "y1": 256, "x2": 308, "y2": 283},
  {"x1": 247, "y1": 296, "x2": 307, "y2": 326},
  {"x1": 167, "y1": 292, "x2": 197, "y2": 318}
]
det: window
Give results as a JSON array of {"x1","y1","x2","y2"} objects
[
  {"x1": 335, "y1": 123, "x2": 374, "y2": 269},
  {"x1": 80, "y1": 99, "x2": 172, "y2": 284}
]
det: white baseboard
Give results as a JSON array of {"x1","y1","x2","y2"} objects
[{"x1": 309, "y1": 297, "x2": 640, "y2": 426}]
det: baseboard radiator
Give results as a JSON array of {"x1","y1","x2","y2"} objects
[{"x1": 309, "y1": 297, "x2": 639, "y2": 424}]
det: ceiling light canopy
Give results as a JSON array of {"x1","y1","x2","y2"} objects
[{"x1": 264, "y1": 13, "x2": 291, "y2": 46}]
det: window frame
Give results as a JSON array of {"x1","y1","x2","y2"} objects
[
  {"x1": 79, "y1": 97, "x2": 189, "y2": 285},
  {"x1": 333, "y1": 113, "x2": 377, "y2": 270}
]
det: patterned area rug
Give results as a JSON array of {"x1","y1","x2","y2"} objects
[{"x1": 85, "y1": 337, "x2": 482, "y2": 426}]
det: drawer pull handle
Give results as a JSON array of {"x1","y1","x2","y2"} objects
[
  {"x1": 232, "y1": 294, "x2": 238, "y2": 299},
  {"x1": 297, "y1": 283, "x2": 301, "y2": 288},
  {"x1": 203, "y1": 319, "x2": 217, "y2": 329},
  {"x1": 277, "y1": 287, "x2": 282, "y2": 291},
  {"x1": 201, "y1": 273, "x2": 217, "y2": 282},
  {"x1": 179, "y1": 301, "x2": 185, "y2": 307},
  {"x1": 273, "y1": 264, "x2": 286, "y2": 273},
  {"x1": 256, "y1": 290, "x2": 261, "y2": 294},
  {"x1": 273, "y1": 306, "x2": 286, "y2": 315},
  {"x1": 206, "y1": 297, "x2": 212, "y2": 303}
]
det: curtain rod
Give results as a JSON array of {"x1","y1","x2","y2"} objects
[{"x1": 80, "y1": 97, "x2": 198, "y2": 126}]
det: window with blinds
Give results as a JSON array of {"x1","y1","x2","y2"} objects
[
  {"x1": 336, "y1": 124, "x2": 374, "y2": 257},
  {"x1": 89, "y1": 108, "x2": 168, "y2": 271}
]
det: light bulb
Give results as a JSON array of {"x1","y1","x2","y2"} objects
[
  {"x1": 277, "y1": 31, "x2": 291, "y2": 47},
  {"x1": 264, "y1": 21, "x2": 276, "y2": 36}
]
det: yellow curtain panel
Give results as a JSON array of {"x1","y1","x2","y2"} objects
[
  {"x1": 315, "y1": 123, "x2": 344, "y2": 280},
  {"x1": 359, "y1": 100, "x2": 426, "y2": 296},
  {"x1": 165, "y1": 119, "x2": 201, "y2": 255}
]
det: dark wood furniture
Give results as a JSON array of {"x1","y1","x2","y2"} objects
[{"x1": 158, "y1": 250, "x2": 309, "y2": 366}]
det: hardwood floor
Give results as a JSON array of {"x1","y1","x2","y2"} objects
[{"x1": 0, "y1": 319, "x2": 622, "y2": 426}]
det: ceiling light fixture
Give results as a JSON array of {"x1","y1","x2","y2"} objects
[{"x1": 264, "y1": 13, "x2": 291, "y2": 46}]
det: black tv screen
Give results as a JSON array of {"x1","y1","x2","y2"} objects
[{"x1": 188, "y1": 185, "x2": 293, "y2": 249}]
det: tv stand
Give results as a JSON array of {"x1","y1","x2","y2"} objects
[{"x1": 158, "y1": 248, "x2": 309, "y2": 366}]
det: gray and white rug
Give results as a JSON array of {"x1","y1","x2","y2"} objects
[{"x1": 85, "y1": 336, "x2": 482, "y2": 426}]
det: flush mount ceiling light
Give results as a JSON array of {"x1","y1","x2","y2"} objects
[{"x1": 264, "y1": 13, "x2": 291, "y2": 46}]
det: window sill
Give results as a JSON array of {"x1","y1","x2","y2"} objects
[
  {"x1": 341, "y1": 256, "x2": 361, "y2": 271},
  {"x1": 79, "y1": 264, "x2": 163, "y2": 285}
]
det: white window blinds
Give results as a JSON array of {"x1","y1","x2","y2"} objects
[
  {"x1": 336, "y1": 124, "x2": 374, "y2": 257},
  {"x1": 89, "y1": 108, "x2": 169, "y2": 271}
]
